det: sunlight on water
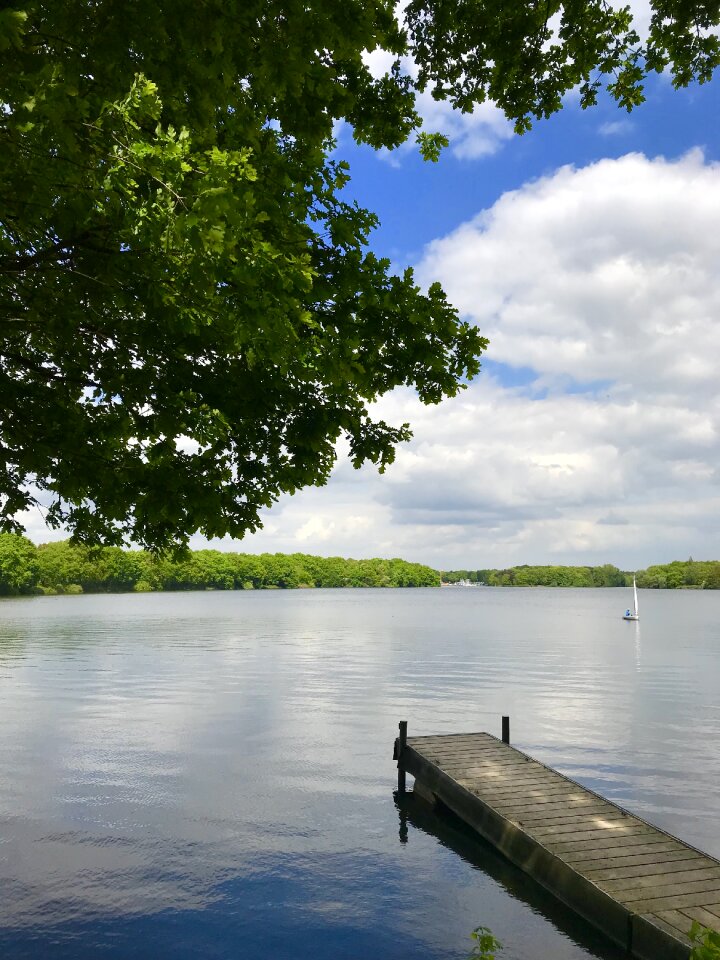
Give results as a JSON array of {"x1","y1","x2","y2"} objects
[{"x1": 0, "y1": 588, "x2": 718, "y2": 959}]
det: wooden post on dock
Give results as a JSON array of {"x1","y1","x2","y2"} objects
[
  {"x1": 397, "y1": 720, "x2": 408, "y2": 794},
  {"x1": 501, "y1": 715, "x2": 510, "y2": 744}
]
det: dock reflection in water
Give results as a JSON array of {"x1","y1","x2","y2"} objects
[
  {"x1": 395, "y1": 791, "x2": 626, "y2": 959},
  {"x1": 0, "y1": 587, "x2": 718, "y2": 959}
]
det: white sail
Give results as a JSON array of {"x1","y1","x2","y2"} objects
[{"x1": 623, "y1": 577, "x2": 639, "y2": 620}]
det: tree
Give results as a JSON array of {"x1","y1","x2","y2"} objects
[
  {"x1": 406, "y1": 0, "x2": 720, "y2": 132},
  {"x1": 1, "y1": 1, "x2": 485, "y2": 550},
  {"x1": 36, "y1": 539, "x2": 94, "y2": 590},
  {"x1": 2, "y1": 1, "x2": 717, "y2": 549},
  {"x1": 0, "y1": 532, "x2": 38, "y2": 594}
]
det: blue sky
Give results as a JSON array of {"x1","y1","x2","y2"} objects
[
  {"x1": 234, "y1": 68, "x2": 720, "y2": 570},
  {"x1": 203, "y1": 67, "x2": 720, "y2": 571},
  {"x1": 24, "y1": 52, "x2": 720, "y2": 570},
  {"x1": 345, "y1": 74, "x2": 720, "y2": 266}
]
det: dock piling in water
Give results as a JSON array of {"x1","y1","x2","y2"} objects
[
  {"x1": 393, "y1": 725, "x2": 720, "y2": 960},
  {"x1": 396, "y1": 720, "x2": 408, "y2": 794},
  {"x1": 501, "y1": 715, "x2": 510, "y2": 744}
]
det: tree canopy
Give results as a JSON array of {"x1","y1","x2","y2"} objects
[
  {"x1": 1, "y1": 1, "x2": 717, "y2": 549},
  {"x1": 442, "y1": 564, "x2": 628, "y2": 587},
  {"x1": 0, "y1": 534, "x2": 439, "y2": 594},
  {"x1": 4, "y1": 536, "x2": 720, "y2": 595},
  {"x1": 442, "y1": 561, "x2": 720, "y2": 588}
]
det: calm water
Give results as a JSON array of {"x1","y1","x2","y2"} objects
[{"x1": 0, "y1": 587, "x2": 718, "y2": 959}]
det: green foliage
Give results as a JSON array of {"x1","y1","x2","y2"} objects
[
  {"x1": 467, "y1": 922, "x2": 720, "y2": 960},
  {"x1": 0, "y1": 534, "x2": 438, "y2": 593},
  {"x1": 2, "y1": 2, "x2": 718, "y2": 550},
  {"x1": 0, "y1": 0, "x2": 485, "y2": 551},
  {"x1": 636, "y1": 559, "x2": 720, "y2": 589},
  {"x1": 0, "y1": 531, "x2": 38, "y2": 594},
  {"x1": 405, "y1": 0, "x2": 719, "y2": 134},
  {"x1": 416, "y1": 131, "x2": 450, "y2": 161},
  {"x1": 690, "y1": 922, "x2": 720, "y2": 960},
  {"x1": 442, "y1": 565, "x2": 626, "y2": 587},
  {"x1": 444, "y1": 560, "x2": 720, "y2": 588},
  {"x1": 468, "y1": 926, "x2": 502, "y2": 959},
  {"x1": 9, "y1": 534, "x2": 720, "y2": 595}
]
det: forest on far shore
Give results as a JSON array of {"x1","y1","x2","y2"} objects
[
  {"x1": 0, "y1": 535, "x2": 439, "y2": 595},
  {"x1": 441, "y1": 560, "x2": 720, "y2": 589},
  {"x1": 2, "y1": 534, "x2": 719, "y2": 596}
]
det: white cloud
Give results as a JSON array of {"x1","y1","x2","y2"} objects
[
  {"x1": 295, "y1": 516, "x2": 334, "y2": 543},
  {"x1": 363, "y1": 48, "x2": 513, "y2": 163},
  {"x1": 224, "y1": 151, "x2": 720, "y2": 569},
  {"x1": 413, "y1": 88, "x2": 513, "y2": 160},
  {"x1": 417, "y1": 150, "x2": 720, "y2": 396},
  {"x1": 599, "y1": 120, "x2": 634, "y2": 136},
  {"x1": 20, "y1": 152, "x2": 720, "y2": 570}
]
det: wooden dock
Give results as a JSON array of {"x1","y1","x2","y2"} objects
[{"x1": 394, "y1": 725, "x2": 720, "y2": 960}]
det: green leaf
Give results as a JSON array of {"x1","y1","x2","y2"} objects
[
  {"x1": 0, "y1": 8, "x2": 28, "y2": 51},
  {"x1": 416, "y1": 130, "x2": 449, "y2": 161}
]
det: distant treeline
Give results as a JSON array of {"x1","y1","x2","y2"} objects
[
  {"x1": 442, "y1": 565, "x2": 628, "y2": 587},
  {"x1": 0, "y1": 535, "x2": 440, "y2": 595},
  {"x1": 3, "y1": 535, "x2": 718, "y2": 596},
  {"x1": 635, "y1": 560, "x2": 720, "y2": 590},
  {"x1": 442, "y1": 560, "x2": 720, "y2": 589}
]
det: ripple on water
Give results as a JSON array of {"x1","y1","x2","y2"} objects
[{"x1": 0, "y1": 587, "x2": 717, "y2": 959}]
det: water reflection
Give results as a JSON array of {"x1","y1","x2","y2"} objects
[
  {"x1": 632, "y1": 623, "x2": 641, "y2": 670},
  {"x1": 0, "y1": 588, "x2": 718, "y2": 959},
  {"x1": 395, "y1": 792, "x2": 625, "y2": 960}
]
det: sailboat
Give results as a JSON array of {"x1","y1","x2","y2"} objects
[{"x1": 623, "y1": 577, "x2": 639, "y2": 621}]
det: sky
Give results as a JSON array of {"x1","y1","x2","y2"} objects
[{"x1": 23, "y1": 24, "x2": 720, "y2": 570}]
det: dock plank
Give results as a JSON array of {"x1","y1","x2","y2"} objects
[
  {"x1": 400, "y1": 731, "x2": 720, "y2": 960},
  {"x1": 603, "y1": 868, "x2": 720, "y2": 895},
  {"x1": 564, "y1": 841, "x2": 693, "y2": 865},
  {"x1": 680, "y1": 904, "x2": 720, "y2": 930},
  {"x1": 545, "y1": 830, "x2": 668, "y2": 854},
  {"x1": 507, "y1": 804, "x2": 617, "y2": 823},
  {"x1": 466, "y1": 783, "x2": 588, "y2": 801},
  {"x1": 586, "y1": 856, "x2": 709, "y2": 881},
  {"x1": 529, "y1": 816, "x2": 646, "y2": 838},
  {"x1": 498, "y1": 794, "x2": 604, "y2": 811},
  {"x1": 622, "y1": 888, "x2": 720, "y2": 913}
]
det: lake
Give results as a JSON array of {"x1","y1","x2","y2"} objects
[{"x1": 0, "y1": 587, "x2": 718, "y2": 959}]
